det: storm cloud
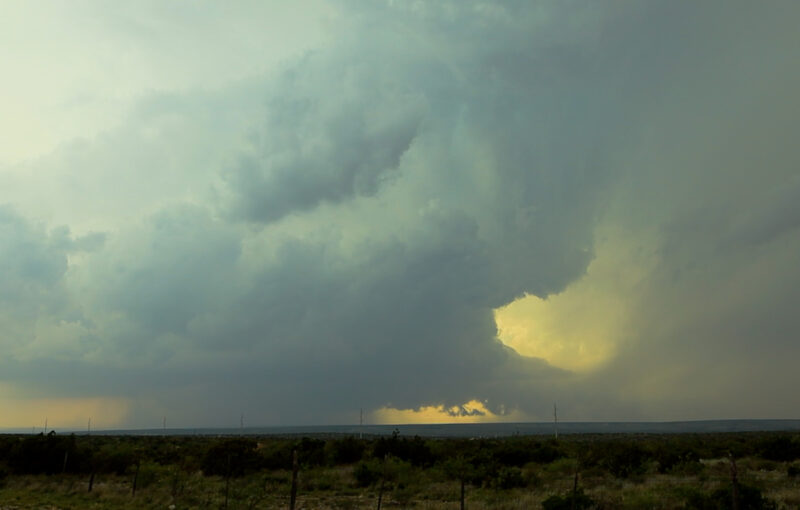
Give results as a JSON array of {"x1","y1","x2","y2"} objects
[{"x1": 1, "y1": 1, "x2": 799, "y2": 428}]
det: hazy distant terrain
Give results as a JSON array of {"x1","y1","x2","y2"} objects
[{"x1": 76, "y1": 419, "x2": 800, "y2": 438}]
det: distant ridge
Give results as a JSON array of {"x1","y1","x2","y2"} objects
[{"x1": 49, "y1": 419, "x2": 800, "y2": 437}]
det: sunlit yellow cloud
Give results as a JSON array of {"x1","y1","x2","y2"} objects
[
  {"x1": 372, "y1": 400, "x2": 530, "y2": 424},
  {"x1": 0, "y1": 384, "x2": 129, "y2": 430},
  {"x1": 494, "y1": 225, "x2": 656, "y2": 372}
]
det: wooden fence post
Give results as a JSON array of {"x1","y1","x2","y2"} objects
[
  {"x1": 377, "y1": 455, "x2": 388, "y2": 510},
  {"x1": 729, "y1": 453, "x2": 740, "y2": 510},
  {"x1": 290, "y1": 449, "x2": 299, "y2": 510},
  {"x1": 224, "y1": 454, "x2": 231, "y2": 510},
  {"x1": 131, "y1": 460, "x2": 140, "y2": 497}
]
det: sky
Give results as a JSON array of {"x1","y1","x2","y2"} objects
[{"x1": 1, "y1": 1, "x2": 799, "y2": 430}]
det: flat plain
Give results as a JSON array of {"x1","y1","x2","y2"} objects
[{"x1": 1, "y1": 430, "x2": 799, "y2": 509}]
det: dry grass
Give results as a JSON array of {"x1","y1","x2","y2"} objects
[{"x1": 2, "y1": 455, "x2": 800, "y2": 509}]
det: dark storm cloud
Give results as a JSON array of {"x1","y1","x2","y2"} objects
[
  {"x1": 70, "y1": 0, "x2": 633, "y2": 424},
  {"x1": 0, "y1": 206, "x2": 95, "y2": 354},
  {"x1": 3, "y1": 0, "x2": 800, "y2": 426},
  {"x1": 92, "y1": 204, "x2": 241, "y2": 339},
  {"x1": 224, "y1": 51, "x2": 427, "y2": 223},
  {"x1": 0, "y1": 207, "x2": 104, "y2": 308},
  {"x1": 570, "y1": 1, "x2": 800, "y2": 419},
  {"x1": 0, "y1": 207, "x2": 67, "y2": 301}
]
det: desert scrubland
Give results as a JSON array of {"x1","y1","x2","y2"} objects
[{"x1": 1, "y1": 431, "x2": 799, "y2": 509}]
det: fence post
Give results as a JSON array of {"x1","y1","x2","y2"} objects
[
  {"x1": 131, "y1": 460, "x2": 140, "y2": 497},
  {"x1": 377, "y1": 455, "x2": 388, "y2": 510},
  {"x1": 290, "y1": 449, "x2": 299, "y2": 510},
  {"x1": 729, "y1": 453, "x2": 740, "y2": 510}
]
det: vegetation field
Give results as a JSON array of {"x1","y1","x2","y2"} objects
[{"x1": 1, "y1": 429, "x2": 800, "y2": 509}]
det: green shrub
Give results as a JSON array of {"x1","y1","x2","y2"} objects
[
  {"x1": 495, "y1": 466, "x2": 525, "y2": 489},
  {"x1": 326, "y1": 437, "x2": 365, "y2": 465},
  {"x1": 8, "y1": 432, "x2": 92, "y2": 475},
  {"x1": 353, "y1": 460, "x2": 382, "y2": 487},
  {"x1": 372, "y1": 432, "x2": 433, "y2": 467},
  {"x1": 393, "y1": 484, "x2": 417, "y2": 506},
  {"x1": 135, "y1": 461, "x2": 164, "y2": 490},
  {"x1": 297, "y1": 437, "x2": 326, "y2": 467},
  {"x1": 0, "y1": 464, "x2": 9, "y2": 488},
  {"x1": 531, "y1": 441, "x2": 566, "y2": 464},
  {"x1": 542, "y1": 489, "x2": 594, "y2": 510},
  {"x1": 544, "y1": 457, "x2": 578, "y2": 478},
  {"x1": 521, "y1": 464, "x2": 541, "y2": 487},
  {"x1": 758, "y1": 436, "x2": 800, "y2": 462},
  {"x1": 259, "y1": 440, "x2": 294, "y2": 470},
  {"x1": 202, "y1": 438, "x2": 261, "y2": 477},
  {"x1": 686, "y1": 483, "x2": 777, "y2": 510},
  {"x1": 94, "y1": 443, "x2": 137, "y2": 475},
  {"x1": 301, "y1": 467, "x2": 342, "y2": 491},
  {"x1": 653, "y1": 442, "x2": 699, "y2": 473},
  {"x1": 669, "y1": 459, "x2": 704, "y2": 476},
  {"x1": 493, "y1": 439, "x2": 535, "y2": 467},
  {"x1": 602, "y1": 442, "x2": 647, "y2": 478}
]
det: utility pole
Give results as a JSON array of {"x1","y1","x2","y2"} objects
[
  {"x1": 359, "y1": 408, "x2": 363, "y2": 439},
  {"x1": 163, "y1": 416, "x2": 166, "y2": 433},
  {"x1": 88, "y1": 418, "x2": 91, "y2": 435},
  {"x1": 553, "y1": 403, "x2": 558, "y2": 440}
]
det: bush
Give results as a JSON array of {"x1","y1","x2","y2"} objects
[
  {"x1": 542, "y1": 489, "x2": 595, "y2": 510},
  {"x1": 669, "y1": 459, "x2": 704, "y2": 476},
  {"x1": 493, "y1": 439, "x2": 534, "y2": 467},
  {"x1": 686, "y1": 483, "x2": 777, "y2": 510},
  {"x1": 531, "y1": 441, "x2": 566, "y2": 464},
  {"x1": 135, "y1": 461, "x2": 164, "y2": 490},
  {"x1": 297, "y1": 437, "x2": 326, "y2": 467},
  {"x1": 495, "y1": 466, "x2": 525, "y2": 489},
  {"x1": 758, "y1": 436, "x2": 800, "y2": 462},
  {"x1": 0, "y1": 464, "x2": 8, "y2": 488},
  {"x1": 372, "y1": 433, "x2": 433, "y2": 467},
  {"x1": 301, "y1": 467, "x2": 341, "y2": 491},
  {"x1": 326, "y1": 437, "x2": 365, "y2": 465},
  {"x1": 653, "y1": 443, "x2": 699, "y2": 473},
  {"x1": 353, "y1": 460, "x2": 382, "y2": 487},
  {"x1": 8, "y1": 433, "x2": 92, "y2": 475},
  {"x1": 202, "y1": 438, "x2": 261, "y2": 477},
  {"x1": 93, "y1": 443, "x2": 137, "y2": 475},
  {"x1": 602, "y1": 442, "x2": 647, "y2": 478},
  {"x1": 260, "y1": 440, "x2": 294, "y2": 470}
]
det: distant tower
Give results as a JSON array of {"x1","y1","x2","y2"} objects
[
  {"x1": 163, "y1": 416, "x2": 167, "y2": 433},
  {"x1": 88, "y1": 418, "x2": 91, "y2": 435},
  {"x1": 240, "y1": 413, "x2": 244, "y2": 432},
  {"x1": 553, "y1": 403, "x2": 559, "y2": 440},
  {"x1": 359, "y1": 408, "x2": 364, "y2": 439}
]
